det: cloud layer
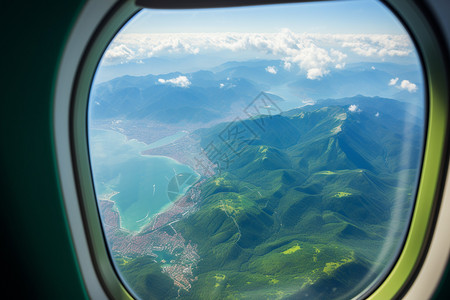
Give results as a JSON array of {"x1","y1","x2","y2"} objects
[{"x1": 103, "y1": 30, "x2": 414, "y2": 80}]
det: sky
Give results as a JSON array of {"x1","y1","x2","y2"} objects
[
  {"x1": 95, "y1": 0, "x2": 420, "y2": 82},
  {"x1": 122, "y1": 0, "x2": 405, "y2": 34}
]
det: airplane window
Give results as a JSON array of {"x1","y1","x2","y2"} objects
[{"x1": 87, "y1": 0, "x2": 426, "y2": 298}]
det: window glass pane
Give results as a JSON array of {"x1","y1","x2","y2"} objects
[{"x1": 88, "y1": 0, "x2": 425, "y2": 298}]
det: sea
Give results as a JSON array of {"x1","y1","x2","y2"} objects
[{"x1": 88, "y1": 129, "x2": 199, "y2": 232}]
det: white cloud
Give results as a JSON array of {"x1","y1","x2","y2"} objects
[
  {"x1": 104, "y1": 44, "x2": 135, "y2": 63},
  {"x1": 338, "y1": 34, "x2": 412, "y2": 58},
  {"x1": 389, "y1": 78, "x2": 417, "y2": 93},
  {"x1": 102, "y1": 31, "x2": 414, "y2": 80},
  {"x1": 283, "y1": 61, "x2": 292, "y2": 71},
  {"x1": 282, "y1": 40, "x2": 334, "y2": 80},
  {"x1": 302, "y1": 99, "x2": 315, "y2": 106},
  {"x1": 348, "y1": 104, "x2": 359, "y2": 112},
  {"x1": 399, "y1": 79, "x2": 418, "y2": 93},
  {"x1": 307, "y1": 68, "x2": 329, "y2": 80},
  {"x1": 330, "y1": 48, "x2": 347, "y2": 68},
  {"x1": 158, "y1": 75, "x2": 191, "y2": 88},
  {"x1": 389, "y1": 77, "x2": 399, "y2": 86},
  {"x1": 265, "y1": 66, "x2": 277, "y2": 74}
]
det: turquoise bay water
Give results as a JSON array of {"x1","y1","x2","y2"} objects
[{"x1": 89, "y1": 129, "x2": 199, "y2": 232}]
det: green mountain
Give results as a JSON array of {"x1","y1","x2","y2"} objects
[
  {"x1": 106, "y1": 96, "x2": 424, "y2": 299},
  {"x1": 116, "y1": 256, "x2": 179, "y2": 299},
  {"x1": 169, "y1": 99, "x2": 423, "y2": 299}
]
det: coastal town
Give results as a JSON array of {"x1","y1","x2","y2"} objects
[
  {"x1": 92, "y1": 117, "x2": 219, "y2": 293},
  {"x1": 98, "y1": 180, "x2": 205, "y2": 292}
]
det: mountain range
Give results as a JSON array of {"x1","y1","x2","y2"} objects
[
  {"x1": 89, "y1": 60, "x2": 423, "y2": 125},
  {"x1": 89, "y1": 59, "x2": 425, "y2": 299},
  {"x1": 168, "y1": 97, "x2": 423, "y2": 299},
  {"x1": 99, "y1": 95, "x2": 424, "y2": 299}
]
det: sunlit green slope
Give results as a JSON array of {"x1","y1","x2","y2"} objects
[
  {"x1": 172, "y1": 99, "x2": 423, "y2": 299},
  {"x1": 111, "y1": 97, "x2": 423, "y2": 299}
]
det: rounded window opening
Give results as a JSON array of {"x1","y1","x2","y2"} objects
[{"x1": 87, "y1": 1, "x2": 426, "y2": 299}]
